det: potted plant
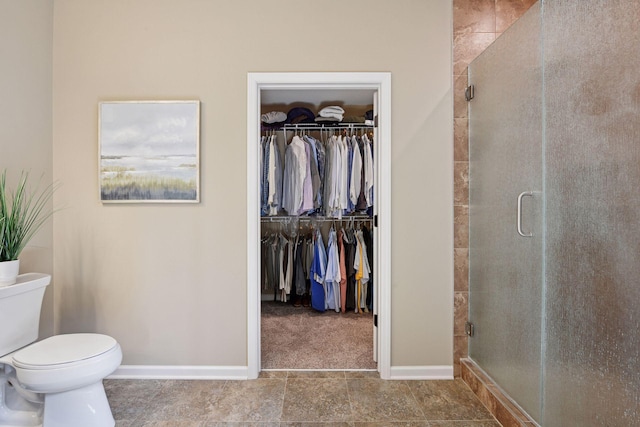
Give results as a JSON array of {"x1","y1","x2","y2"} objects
[{"x1": 0, "y1": 170, "x2": 57, "y2": 286}]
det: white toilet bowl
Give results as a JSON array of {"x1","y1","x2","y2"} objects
[{"x1": 1, "y1": 333, "x2": 122, "y2": 427}]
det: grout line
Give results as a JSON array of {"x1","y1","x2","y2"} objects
[
  {"x1": 405, "y1": 379, "x2": 428, "y2": 421},
  {"x1": 281, "y1": 374, "x2": 289, "y2": 422},
  {"x1": 344, "y1": 374, "x2": 353, "y2": 423}
]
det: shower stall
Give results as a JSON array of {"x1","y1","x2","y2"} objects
[{"x1": 468, "y1": 1, "x2": 640, "y2": 425}]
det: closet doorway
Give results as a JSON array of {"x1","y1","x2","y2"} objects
[{"x1": 247, "y1": 73, "x2": 391, "y2": 379}]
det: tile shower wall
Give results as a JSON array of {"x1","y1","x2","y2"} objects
[{"x1": 452, "y1": 0, "x2": 537, "y2": 377}]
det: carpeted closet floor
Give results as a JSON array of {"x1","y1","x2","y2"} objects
[{"x1": 261, "y1": 301, "x2": 377, "y2": 370}]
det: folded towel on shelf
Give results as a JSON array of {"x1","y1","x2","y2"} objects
[{"x1": 318, "y1": 106, "x2": 345, "y2": 121}]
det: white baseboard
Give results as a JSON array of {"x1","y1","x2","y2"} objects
[
  {"x1": 109, "y1": 365, "x2": 249, "y2": 380},
  {"x1": 389, "y1": 365, "x2": 453, "y2": 380},
  {"x1": 109, "y1": 364, "x2": 452, "y2": 381}
]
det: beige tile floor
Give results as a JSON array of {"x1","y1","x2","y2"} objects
[{"x1": 105, "y1": 371, "x2": 501, "y2": 426}]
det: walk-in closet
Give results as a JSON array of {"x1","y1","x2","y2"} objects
[
  {"x1": 247, "y1": 72, "x2": 392, "y2": 378},
  {"x1": 259, "y1": 88, "x2": 378, "y2": 371}
]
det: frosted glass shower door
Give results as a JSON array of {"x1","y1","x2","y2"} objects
[
  {"x1": 468, "y1": 2, "x2": 543, "y2": 421},
  {"x1": 542, "y1": 1, "x2": 640, "y2": 425}
]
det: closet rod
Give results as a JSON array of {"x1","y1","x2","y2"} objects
[
  {"x1": 280, "y1": 123, "x2": 373, "y2": 131},
  {"x1": 261, "y1": 215, "x2": 372, "y2": 223}
]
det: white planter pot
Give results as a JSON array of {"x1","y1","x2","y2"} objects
[{"x1": 0, "y1": 259, "x2": 20, "y2": 287}]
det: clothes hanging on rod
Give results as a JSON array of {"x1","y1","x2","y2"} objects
[
  {"x1": 290, "y1": 235, "x2": 306, "y2": 305},
  {"x1": 260, "y1": 220, "x2": 373, "y2": 314},
  {"x1": 260, "y1": 112, "x2": 374, "y2": 312},
  {"x1": 304, "y1": 135, "x2": 325, "y2": 213},
  {"x1": 354, "y1": 228, "x2": 371, "y2": 312},
  {"x1": 260, "y1": 135, "x2": 283, "y2": 216},
  {"x1": 260, "y1": 129, "x2": 374, "y2": 219},
  {"x1": 362, "y1": 224, "x2": 374, "y2": 309},
  {"x1": 324, "y1": 226, "x2": 341, "y2": 312},
  {"x1": 361, "y1": 133, "x2": 374, "y2": 210},
  {"x1": 282, "y1": 135, "x2": 306, "y2": 214},
  {"x1": 310, "y1": 228, "x2": 327, "y2": 312},
  {"x1": 261, "y1": 232, "x2": 306, "y2": 303},
  {"x1": 260, "y1": 232, "x2": 291, "y2": 301},
  {"x1": 338, "y1": 227, "x2": 348, "y2": 313}
]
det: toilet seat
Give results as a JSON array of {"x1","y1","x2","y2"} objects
[
  {"x1": 13, "y1": 334, "x2": 117, "y2": 369},
  {"x1": 12, "y1": 334, "x2": 122, "y2": 394}
]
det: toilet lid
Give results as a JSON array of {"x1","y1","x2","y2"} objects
[{"x1": 13, "y1": 333, "x2": 117, "y2": 369}]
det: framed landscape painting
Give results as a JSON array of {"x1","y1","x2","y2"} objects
[{"x1": 99, "y1": 100, "x2": 200, "y2": 203}]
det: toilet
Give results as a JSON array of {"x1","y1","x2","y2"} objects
[{"x1": 0, "y1": 273, "x2": 122, "y2": 427}]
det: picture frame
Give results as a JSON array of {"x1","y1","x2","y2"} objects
[{"x1": 98, "y1": 100, "x2": 200, "y2": 203}]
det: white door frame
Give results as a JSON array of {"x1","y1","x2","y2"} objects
[{"x1": 246, "y1": 72, "x2": 391, "y2": 379}]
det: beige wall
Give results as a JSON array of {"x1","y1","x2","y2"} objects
[
  {"x1": 0, "y1": 0, "x2": 54, "y2": 338},
  {"x1": 52, "y1": 0, "x2": 453, "y2": 368}
]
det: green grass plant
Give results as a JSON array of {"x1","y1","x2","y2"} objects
[{"x1": 0, "y1": 170, "x2": 58, "y2": 261}]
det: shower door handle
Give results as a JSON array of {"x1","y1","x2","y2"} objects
[{"x1": 517, "y1": 191, "x2": 533, "y2": 237}]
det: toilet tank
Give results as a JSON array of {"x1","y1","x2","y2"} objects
[{"x1": 0, "y1": 273, "x2": 51, "y2": 357}]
